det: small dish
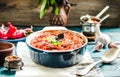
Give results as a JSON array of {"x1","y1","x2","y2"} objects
[
  {"x1": 4, "y1": 56, "x2": 24, "y2": 71},
  {"x1": 26, "y1": 26, "x2": 88, "y2": 67},
  {"x1": 0, "y1": 42, "x2": 15, "y2": 66},
  {"x1": 0, "y1": 37, "x2": 26, "y2": 43}
]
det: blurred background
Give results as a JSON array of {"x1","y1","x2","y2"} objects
[{"x1": 0, "y1": 0, "x2": 119, "y2": 27}]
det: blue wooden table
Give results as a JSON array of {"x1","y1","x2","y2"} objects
[{"x1": 0, "y1": 26, "x2": 120, "y2": 77}]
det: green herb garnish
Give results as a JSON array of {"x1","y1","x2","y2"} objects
[{"x1": 46, "y1": 37, "x2": 62, "y2": 45}]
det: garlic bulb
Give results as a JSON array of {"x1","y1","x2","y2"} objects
[
  {"x1": 94, "y1": 23, "x2": 111, "y2": 51},
  {"x1": 94, "y1": 34, "x2": 111, "y2": 51},
  {"x1": 94, "y1": 41, "x2": 103, "y2": 51},
  {"x1": 108, "y1": 42, "x2": 117, "y2": 48}
]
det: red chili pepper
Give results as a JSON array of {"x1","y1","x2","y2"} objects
[
  {"x1": 0, "y1": 22, "x2": 33, "y2": 39},
  {"x1": 6, "y1": 22, "x2": 17, "y2": 38},
  {"x1": 11, "y1": 30, "x2": 24, "y2": 39},
  {"x1": 0, "y1": 24, "x2": 8, "y2": 39},
  {"x1": 0, "y1": 31, "x2": 2, "y2": 39},
  {"x1": 1, "y1": 24, "x2": 6, "y2": 32}
]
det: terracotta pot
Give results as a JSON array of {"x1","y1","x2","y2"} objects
[
  {"x1": 0, "y1": 42, "x2": 14, "y2": 66},
  {"x1": 49, "y1": 4, "x2": 71, "y2": 26}
]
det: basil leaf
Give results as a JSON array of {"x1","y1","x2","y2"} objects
[
  {"x1": 51, "y1": 0, "x2": 55, "y2": 5},
  {"x1": 46, "y1": 37, "x2": 62, "y2": 45},
  {"x1": 37, "y1": 0, "x2": 42, "y2": 6},
  {"x1": 45, "y1": 0, "x2": 50, "y2": 9},
  {"x1": 51, "y1": 41, "x2": 62, "y2": 45},
  {"x1": 40, "y1": 0, "x2": 47, "y2": 19},
  {"x1": 40, "y1": 9, "x2": 45, "y2": 19},
  {"x1": 54, "y1": 3, "x2": 59, "y2": 15}
]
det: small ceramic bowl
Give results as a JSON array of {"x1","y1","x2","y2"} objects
[{"x1": 0, "y1": 42, "x2": 14, "y2": 66}]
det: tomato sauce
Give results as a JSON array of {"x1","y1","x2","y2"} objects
[{"x1": 30, "y1": 30, "x2": 86, "y2": 51}]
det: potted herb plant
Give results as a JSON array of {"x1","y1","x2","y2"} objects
[{"x1": 37, "y1": 0, "x2": 71, "y2": 26}]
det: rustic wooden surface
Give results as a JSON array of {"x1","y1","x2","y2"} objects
[{"x1": 0, "y1": 0, "x2": 119, "y2": 27}]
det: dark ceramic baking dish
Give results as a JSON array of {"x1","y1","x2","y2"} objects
[{"x1": 26, "y1": 26, "x2": 88, "y2": 68}]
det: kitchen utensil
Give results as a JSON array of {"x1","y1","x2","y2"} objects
[
  {"x1": 96, "y1": 6, "x2": 110, "y2": 18},
  {"x1": 76, "y1": 47, "x2": 120, "y2": 75},
  {"x1": 97, "y1": 14, "x2": 110, "y2": 25}
]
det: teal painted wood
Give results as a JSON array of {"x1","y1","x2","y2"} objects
[
  {"x1": 0, "y1": 67, "x2": 15, "y2": 77},
  {"x1": 101, "y1": 28, "x2": 120, "y2": 43},
  {"x1": 0, "y1": 26, "x2": 120, "y2": 77},
  {"x1": 100, "y1": 58, "x2": 120, "y2": 77}
]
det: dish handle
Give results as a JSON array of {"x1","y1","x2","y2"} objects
[{"x1": 42, "y1": 26, "x2": 68, "y2": 31}]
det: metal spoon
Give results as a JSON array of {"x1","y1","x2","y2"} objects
[{"x1": 77, "y1": 47, "x2": 120, "y2": 76}]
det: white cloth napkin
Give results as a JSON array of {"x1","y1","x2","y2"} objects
[
  {"x1": 71, "y1": 51, "x2": 104, "y2": 77},
  {"x1": 15, "y1": 42, "x2": 103, "y2": 77}
]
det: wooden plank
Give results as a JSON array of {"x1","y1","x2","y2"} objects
[{"x1": 0, "y1": 0, "x2": 119, "y2": 27}]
